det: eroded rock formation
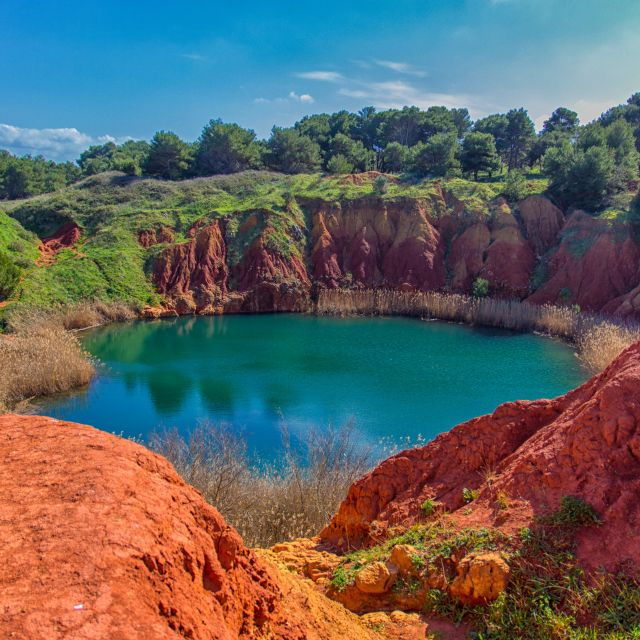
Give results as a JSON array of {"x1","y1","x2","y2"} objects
[
  {"x1": 38, "y1": 221, "x2": 82, "y2": 264},
  {"x1": 0, "y1": 414, "x2": 394, "y2": 640},
  {"x1": 321, "y1": 342, "x2": 640, "y2": 574},
  {"x1": 153, "y1": 220, "x2": 228, "y2": 314},
  {"x1": 141, "y1": 189, "x2": 640, "y2": 320}
]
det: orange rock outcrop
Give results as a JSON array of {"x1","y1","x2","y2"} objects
[
  {"x1": 322, "y1": 342, "x2": 640, "y2": 574},
  {"x1": 0, "y1": 414, "x2": 387, "y2": 640}
]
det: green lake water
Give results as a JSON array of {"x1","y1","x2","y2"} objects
[{"x1": 39, "y1": 314, "x2": 588, "y2": 457}]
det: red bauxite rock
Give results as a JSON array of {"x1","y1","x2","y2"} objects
[
  {"x1": 0, "y1": 415, "x2": 410, "y2": 640},
  {"x1": 322, "y1": 342, "x2": 640, "y2": 574},
  {"x1": 0, "y1": 415, "x2": 305, "y2": 640},
  {"x1": 518, "y1": 195, "x2": 564, "y2": 256},
  {"x1": 153, "y1": 220, "x2": 228, "y2": 312},
  {"x1": 526, "y1": 211, "x2": 640, "y2": 313}
]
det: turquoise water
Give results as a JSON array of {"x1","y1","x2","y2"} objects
[{"x1": 38, "y1": 314, "x2": 587, "y2": 457}]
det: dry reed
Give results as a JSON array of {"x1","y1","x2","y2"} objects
[
  {"x1": 0, "y1": 315, "x2": 95, "y2": 411},
  {"x1": 0, "y1": 301, "x2": 137, "y2": 411},
  {"x1": 316, "y1": 289, "x2": 640, "y2": 373},
  {"x1": 150, "y1": 420, "x2": 372, "y2": 548}
]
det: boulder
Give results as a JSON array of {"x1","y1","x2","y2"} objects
[
  {"x1": 449, "y1": 552, "x2": 510, "y2": 605},
  {"x1": 355, "y1": 561, "x2": 398, "y2": 594}
]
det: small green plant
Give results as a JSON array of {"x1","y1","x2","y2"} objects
[
  {"x1": 329, "y1": 566, "x2": 351, "y2": 591},
  {"x1": 463, "y1": 487, "x2": 480, "y2": 504},
  {"x1": 550, "y1": 496, "x2": 601, "y2": 527},
  {"x1": 472, "y1": 277, "x2": 489, "y2": 298},
  {"x1": 519, "y1": 527, "x2": 533, "y2": 543},
  {"x1": 421, "y1": 498, "x2": 436, "y2": 516},
  {"x1": 411, "y1": 553, "x2": 426, "y2": 570},
  {"x1": 559, "y1": 286, "x2": 572, "y2": 302},
  {"x1": 495, "y1": 491, "x2": 510, "y2": 510},
  {"x1": 373, "y1": 175, "x2": 389, "y2": 195}
]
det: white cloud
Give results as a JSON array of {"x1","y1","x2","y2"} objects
[
  {"x1": 0, "y1": 124, "x2": 128, "y2": 161},
  {"x1": 374, "y1": 60, "x2": 427, "y2": 77},
  {"x1": 288, "y1": 91, "x2": 314, "y2": 103},
  {"x1": 254, "y1": 91, "x2": 315, "y2": 106},
  {"x1": 295, "y1": 70, "x2": 344, "y2": 82},
  {"x1": 338, "y1": 80, "x2": 477, "y2": 113},
  {"x1": 181, "y1": 53, "x2": 207, "y2": 61}
]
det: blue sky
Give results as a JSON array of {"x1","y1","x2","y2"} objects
[{"x1": 1, "y1": 0, "x2": 639, "y2": 160}]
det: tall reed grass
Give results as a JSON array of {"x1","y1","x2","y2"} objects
[
  {"x1": 0, "y1": 301, "x2": 137, "y2": 411},
  {"x1": 316, "y1": 289, "x2": 640, "y2": 373},
  {"x1": 150, "y1": 420, "x2": 372, "y2": 548}
]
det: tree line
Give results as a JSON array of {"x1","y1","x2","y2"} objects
[{"x1": 1, "y1": 93, "x2": 639, "y2": 211}]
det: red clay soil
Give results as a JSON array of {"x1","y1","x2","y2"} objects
[
  {"x1": 38, "y1": 221, "x2": 81, "y2": 264},
  {"x1": 310, "y1": 197, "x2": 447, "y2": 291},
  {"x1": 0, "y1": 414, "x2": 394, "y2": 640},
  {"x1": 526, "y1": 211, "x2": 640, "y2": 312},
  {"x1": 518, "y1": 195, "x2": 564, "y2": 256},
  {"x1": 322, "y1": 342, "x2": 640, "y2": 574},
  {"x1": 140, "y1": 189, "x2": 640, "y2": 320},
  {"x1": 153, "y1": 220, "x2": 228, "y2": 313},
  {"x1": 138, "y1": 226, "x2": 175, "y2": 248}
]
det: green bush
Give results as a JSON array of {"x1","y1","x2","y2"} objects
[
  {"x1": 373, "y1": 175, "x2": 389, "y2": 195},
  {"x1": 550, "y1": 496, "x2": 601, "y2": 527},
  {"x1": 503, "y1": 169, "x2": 528, "y2": 202},
  {"x1": 472, "y1": 277, "x2": 490, "y2": 298},
  {"x1": 0, "y1": 252, "x2": 20, "y2": 300}
]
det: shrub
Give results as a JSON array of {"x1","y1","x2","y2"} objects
[
  {"x1": 550, "y1": 496, "x2": 601, "y2": 527},
  {"x1": 326, "y1": 154, "x2": 354, "y2": 175},
  {"x1": 0, "y1": 252, "x2": 20, "y2": 301},
  {"x1": 373, "y1": 175, "x2": 389, "y2": 195},
  {"x1": 503, "y1": 169, "x2": 528, "y2": 202},
  {"x1": 150, "y1": 420, "x2": 372, "y2": 547},
  {"x1": 472, "y1": 277, "x2": 490, "y2": 298}
]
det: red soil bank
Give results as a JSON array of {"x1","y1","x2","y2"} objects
[
  {"x1": 322, "y1": 342, "x2": 640, "y2": 574},
  {"x1": 0, "y1": 414, "x2": 399, "y2": 640},
  {"x1": 138, "y1": 226, "x2": 175, "y2": 248},
  {"x1": 38, "y1": 221, "x2": 81, "y2": 263},
  {"x1": 526, "y1": 210, "x2": 640, "y2": 312},
  {"x1": 153, "y1": 220, "x2": 228, "y2": 313},
  {"x1": 142, "y1": 189, "x2": 640, "y2": 320}
]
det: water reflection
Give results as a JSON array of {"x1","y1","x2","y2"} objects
[{"x1": 39, "y1": 314, "x2": 588, "y2": 458}]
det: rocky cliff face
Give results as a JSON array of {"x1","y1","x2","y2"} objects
[
  {"x1": 322, "y1": 342, "x2": 640, "y2": 574},
  {"x1": 0, "y1": 414, "x2": 393, "y2": 640},
  {"x1": 143, "y1": 190, "x2": 640, "y2": 320}
]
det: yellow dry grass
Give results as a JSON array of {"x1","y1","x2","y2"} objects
[
  {"x1": 0, "y1": 301, "x2": 137, "y2": 411},
  {"x1": 151, "y1": 421, "x2": 372, "y2": 548}
]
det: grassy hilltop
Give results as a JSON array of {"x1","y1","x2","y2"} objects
[{"x1": 0, "y1": 170, "x2": 548, "y2": 311}]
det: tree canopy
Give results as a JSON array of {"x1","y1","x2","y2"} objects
[{"x1": 1, "y1": 92, "x2": 639, "y2": 215}]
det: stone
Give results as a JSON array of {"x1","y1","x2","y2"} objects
[
  {"x1": 449, "y1": 552, "x2": 510, "y2": 605},
  {"x1": 355, "y1": 561, "x2": 398, "y2": 594}
]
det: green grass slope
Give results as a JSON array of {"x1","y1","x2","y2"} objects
[{"x1": 0, "y1": 170, "x2": 549, "y2": 311}]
